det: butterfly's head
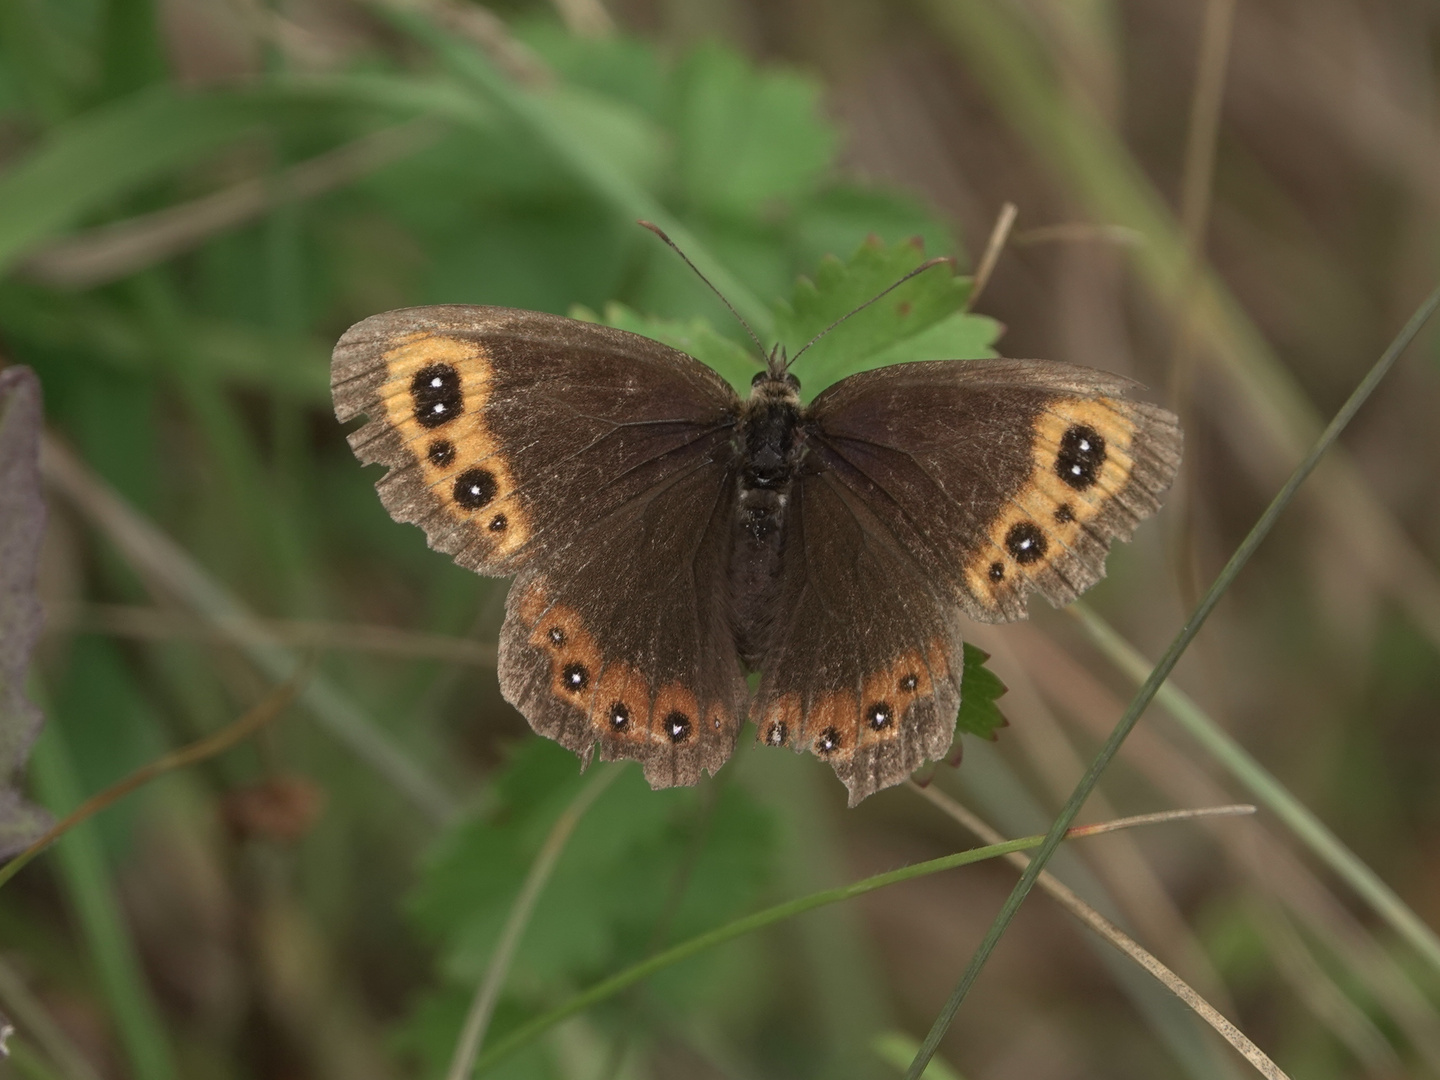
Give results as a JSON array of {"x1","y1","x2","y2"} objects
[{"x1": 751, "y1": 347, "x2": 800, "y2": 401}]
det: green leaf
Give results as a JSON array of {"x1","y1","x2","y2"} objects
[
  {"x1": 673, "y1": 43, "x2": 838, "y2": 217},
  {"x1": 406, "y1": 739, "x2": 775, "y2": 993},
  {"x1": 774, "y1": 238, "x2": 1002, "y2": 400},
  {"x1": 578, "y1": 301, "x2": 760, "y2": 395},
  {"x1": 791, "y1": 184, "x2": 962, "y2": 272},
  {"x1": 956, "y1": 644, "x2": 1007, "y2": 741}
]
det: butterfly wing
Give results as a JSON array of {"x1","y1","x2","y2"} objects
[
  {"x1": 751, "y1": 464, "x2": 968, "y2": 806},
  {"x1": 332, "y1": 306, "x2": 748, "y2": 786},
  {"x1": 805, "y1": 359, "x2": 1182, "y2": 622},
  {"x1": 753, "y1": 358, "x2": 1180, "y2": 803}
]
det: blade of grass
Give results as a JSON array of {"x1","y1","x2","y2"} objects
[
  {"x1": 903, "y1": 284, "x2": 1440, "y2": 1079},
  {"x1": 0, "y1": 957, "x2": 105, "y2": 1080},
  {"x1": 0, "y1": 674, "x2": 303, "y2": 891},
  {"x1": 1168, "y1": 0, "x2": 1239, "y2": 609},
  {"x1": 909, "y1": 784, "x2": 1283, "y2": 1079},
  {"x1": 39, "y1": 436, "x2": 459, "y2": 824},
  {"x1": 28, "y1": 702, "x2": 178, "y2": 1080},
  {"x1": 0, "y1": 88, "x2": 273, "y2": 274},
  {"x1": 1009, "y1": 620, "x2": 1440, "y2": 1071},
  {"x1": 447, "y1": 765, "x2": 621, "y2": 1080},
  {"x1": 918, "y1": 0, "x2": 1440, "y2": 659},
  {"x1": 20, "y1": 120, "x2": 442, "y2": 289},
  {"x1": 47, "y1": 603, "x2": 498, "y2": 666},
  {"x1": 1067, "y1": 598, "x2": 1440, "y2": 979},
  {"x1": 378, "y1": 3, "x2": 774, "y2": 340},
  {"x1": 470, "y1": 807, "x2": 1250, "y2": 1074}
]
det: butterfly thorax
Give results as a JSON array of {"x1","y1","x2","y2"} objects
[{"x1": 730, "y1": 370, "x2": 806, "y2": 668}]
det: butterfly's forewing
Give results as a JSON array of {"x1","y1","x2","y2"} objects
[
  {"x1": 332, "y1": 306, "x2": 749, "y2": 786},
  {"x1": 805, "y1": 359, "x2": 1182, "y2": 623},
  {"x1": 753, "y1": 358, "x2": 1180, "y2": 801}
]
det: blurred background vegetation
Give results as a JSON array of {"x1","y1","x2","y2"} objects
[{"x1": 1, "y1": 0, "x2": 1439, "y2": 1078}]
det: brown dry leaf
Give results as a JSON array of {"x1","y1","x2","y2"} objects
[{"x1": 0, "y1": 366, "x2": 52, "y2": 857}]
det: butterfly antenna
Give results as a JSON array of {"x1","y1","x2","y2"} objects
[
  {"x1": 786, "y1": 255, "x2": 955, "y2": 370},
  {"x1": 637, "y1": 220, "x2": 768, "y2": 364}
]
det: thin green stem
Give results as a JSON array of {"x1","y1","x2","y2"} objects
[
  {"x1": 903, "y1": 282, "x2": 1440, "y2": 1080},
  {"x1": 1068, "y1": 599, "x2": 1440, "y2": 978},
  {"x1": 447, "y1": 766, "x2": 622, "y2": 1080},
  {"x1": 29, "y1": 720, "x2": 179, "y2": 1080},
  {"x1": 470, "y1": 809, "x2": 1225, "y2": 1074}
]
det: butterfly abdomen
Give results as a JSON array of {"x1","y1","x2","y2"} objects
[{"x1": 729, "y1": 374, "x2": 806, "y2": 668}]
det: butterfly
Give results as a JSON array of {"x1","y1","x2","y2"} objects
[{"x1": 331, "y1": 266, "x2": 1181, "y2": 805}]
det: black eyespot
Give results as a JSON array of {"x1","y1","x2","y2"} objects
[
  {"x1": 765, "y1": 721, "x2": 788, "y2": 746},
  {"x1": 562, "y1": 663, "x2": 588, "y2": 692},
  {"x1": 547, "y1": 626, "x2": 565, "y2": 646},
  {"x1": 488, "y1": 514, "x2": 507, "y2": 532},
  {"x1": 1055, "y1": 424, "x2": 1106, "y2": 491},
  {"x1": 1005, "y1": 522, "x2": 1047, "y2": 564},
  {"x1": 816, "y1": 726, "x2": 842, "y2": 755},
  {"x1": 989, "y1": 561, "x2": 1005, "y2": 582},
  {"x1": 453, "y1": 468, "x2": 497, "y2": 510},
  {"x1": 427, "y1": 439, "x2": 456, "y2": 467},
  {"x1": 665, "y1": 711, "x2": 692, "y2": 744},
  {"x1": 609, "y1": 702, "x2": 630, "y2": 731},
  {"x1": 899, "y1": 673, "x2": 919, "y2": 693},
  {"x1": 1054, "y1": 503, "x2": 1075, "y2": 524},
  {"x1": 866, "y1": 702, "x2": 893, "y2": 731},
  {"x1": 412, "y1": 364, "x2": 463, "y2": 429}
]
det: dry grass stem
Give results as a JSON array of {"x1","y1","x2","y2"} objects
[
  {"x1": 46, "y1": 602, "x2": 497, "y2": 666},
  {"x1": 548, "y1": 0, "x2": 615, "y2": 37},
  {"x1": 1010, "y1": 222, "x2": 1144, "y2": 247},
  {"x1": 0, "y1": 675, "x2": 303, "y2": 890},
  {"x1": 965, "y1": 200, "x2": 1016, "y2": 309},
  {"x1": 909, "y1": 782, "x2": 1286, "y2": 1080},
  {"x1": 0, "y1": 958, "x2": 104, "y2": 1080},
  {"x1": 1010, "y1": 624, "x2": 1440, "y2": 1068},
  {"x1": 20, "y1": 122, "x2": 442, "y2": 289},
  {"x1": 39, "y1": 435, "x2": 459, "y2": 823},
  {"x1": 375, "y1": 0, "x2": 552, "y2": 85},
  {"x1": 969, "y1": 628, "x2": 1234, "y2": 1008}
]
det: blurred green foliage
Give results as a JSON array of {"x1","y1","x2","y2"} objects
[{"x1": 0, "y1": 4, "x2": 1015, "y2": 1078}]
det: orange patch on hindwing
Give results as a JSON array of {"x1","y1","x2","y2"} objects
[
  {"x1": 963, "y1": 397, "x2": 1138, "y2": 601},
  {"x1": 759, "y1": 639, "x2": 952, "y2": 757},
  {"x1": 653, "y1": 683, "x2": 701, "y2": 747},
  {"x1": 529, "y1": 603, "x2": 603, "y2": 709},
  {"x1": 593, "y1": 662, "x2": 652, "y2": 743},
  {"x1": 523, "y1": 594, "x2": 727, "y2": 748},
  {"x1": 379, "y1": 332, "x2": 529, "y2": 559},
  {"x1": 760, "y1": 694, "x2": 802, "y2": 747}
]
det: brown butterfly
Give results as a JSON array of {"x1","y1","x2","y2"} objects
[{"x1": 331, "y1": 256, "x2": 1180, "y2": 805}]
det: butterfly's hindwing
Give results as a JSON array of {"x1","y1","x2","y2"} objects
[
  {"x1": 751, "y1": 465, "x2": 966, "y2": 805},
  {"x1": 499, "y1": 446, "x2": 747, "y2": 788}
]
